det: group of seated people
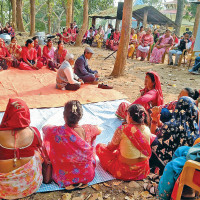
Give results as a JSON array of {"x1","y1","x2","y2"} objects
[
  {"x1": 0, "y1": 36, "x2": 68, "y2": 71},
  {"x1": 84, "y1": 24, "x2": 194, "y2": 67},
  {"x1": 56, "y1": 47, "x2": 99, "y2": 91},
  {"x1": 127, "y1": 27, "x2": 194, "y2": 65},
  {"x1": 57, "y1": 22, "x2": 78, "y2": 44},
  {"x1": 0, "y1": 70, "x2": 200, "y2": 199},
  {"x1": 0, "y1": 22, "x2": 15, "y2": 36}
]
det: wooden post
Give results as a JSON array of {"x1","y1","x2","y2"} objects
[
  {"x1": 92, "y1": 17, "x2": 96, "y2": 26},
  {"x1": 143, "y1": 9, "x2": 148, "y2": 29},
  {"x1": 137, "y1": 20, "x2": 140, "y2": 29},
  {"x1": 193, "y1": 3, "x2": 200, "y2": 38},
  {"x1": 115, "y1": 18, "x2": 121, "y2": 30},
  {"x1": 111, "y1": 0, "x2": 133, "y2": 77}
]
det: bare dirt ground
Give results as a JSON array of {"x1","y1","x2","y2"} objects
[{"x1": 14, "y1": 34, "x2": 200, "y2": 200}]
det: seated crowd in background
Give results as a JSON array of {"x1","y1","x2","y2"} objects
[{"x1": 0, "y1": 22, "x2": 15, "y2": 36}]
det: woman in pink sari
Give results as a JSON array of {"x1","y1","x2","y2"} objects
[
  {"x1": 43, "y1": 39, "x2": 56, "y2": 70},
  {"x1": 97, "y1": 104, "x2": 154, "y2": 180},
  {"x1": 7, "y1": 36, "x2": 22, "y2": 68},
  {"x1": 116, "y1": 71, "x2": 163, "y2": 120},
  {"x1": 54, "y1": 41, "x2": 68, "y2": 69},
  {"x1": 136, "y1": 29, "x2": 153, "y2": 61},
  {"x1": 150, "y1": 30, "x2": 173, "y2": 64},
  {"x1": 43, "y1": 100, "x2": 101, "y2": 188}
]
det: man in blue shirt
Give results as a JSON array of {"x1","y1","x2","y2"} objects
[{"x1": 74, "y1": 47, "x2": 99, "y2": 83}]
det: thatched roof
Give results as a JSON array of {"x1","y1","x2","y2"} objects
[{"x1": 89, "y1": 5, "x2": 177, "y2": 27}]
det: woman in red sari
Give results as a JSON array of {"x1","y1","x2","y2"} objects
[
  {"x1": 32, "y1": 36, "x2": 42, "y2": 60},
  {"x1": 42, "y1": 39, "x2": 56, "y2": 70},
  {"x1": 96, "y1": 104, "x2": 154, "y2": 180},
  {"x1": 7, "y1": 36, "x2": 22, "y2": 68},
  {"x1": 54, "y1": 41, "x2": 67, "y2": 69},
  {"x1": 116, "y1": 71, "x2": 163, "y2": 120},
  {"x1": 19, "y1": 39, "x2": 43, "y2": 70},
  {"x1": 43, "y1": 100, "x2": 101, "y2": 188},
  {"x1": 67, "y1": 23, "x2": 77, "y2": 43},
  {"x1": 0, "y1": 38, "x2": 12, "y2": 70},
  {"x1": 109, "y1": 29, "x2": 120, "y2": 51}
]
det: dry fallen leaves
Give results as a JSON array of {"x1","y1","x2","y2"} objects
[
  {"x1": 140, "y1": 191, "x2": 153, "y2": 198},
  {"x1": 62, "y1": 193, "x2": 72, "y2": 200},
  {"x1": 112, "y1": 180, "x2": 123, "y2": 186},
  {"x1": 88, "y1": 192, "x2": 103, "y2": 200},
  {"x1": 103, "y1": 182, "x2": 112, "y2": 188},
  {"x1": 91, "y1": 184, "x2": 100, "y2": 191},
  {"x1": 128, "y1": 181, "x2": 140, "y2": 188}
]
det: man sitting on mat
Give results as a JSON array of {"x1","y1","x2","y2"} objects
[
  {"x1": 56, "y1": 53, "x2": 83, "y2": 91},
  {"x1": 74, "y1": 47, "x2": 99, "y2": 84}
]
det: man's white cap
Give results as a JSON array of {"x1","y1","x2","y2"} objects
[{"x1": 84, "y1": 47, "x2": 94, "y2": 54}]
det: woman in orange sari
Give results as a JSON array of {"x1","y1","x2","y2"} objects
[{"x1": 96, "y1": 104, "x2": 154, "y2": 181}]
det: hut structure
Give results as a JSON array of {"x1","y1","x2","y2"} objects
[{"x1": 89, "y1": 5, "x2": 177, "y2": 29}]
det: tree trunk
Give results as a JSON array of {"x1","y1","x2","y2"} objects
[
  {"x1": 10, "y1": 0, "x2": 17, "y2": 29},
  {"x1": 30, "y1": 0, "x2": 35, "y2": 36},
  {"x1": 1, "y1": 1, "x2": 3, "y2": 26},
  {"x1": 75, "y1": 0, "x2": 88, "y2": 46},
  {"x1": 72, "y1": 0, "x2": 74, "y2": 22},
  {"x1": 143, "y1": 9, "x2": 148, "y2": 29},
  {"x1": 193, "y1": 4, "x2": 200, "y2": 38},
  {"x1": 66, "y1": 0, "x2": 73, "y2": 28},
  {"x1": 16, "y1": 0, "x2": 25, "y2": 32},
  {"x1": 175, "y1": 0, "x2": 184, "y2": 36},
  {"x1": 48, "y1": 0, "x2": 51, "y2": 34},
  {"x1": 111, "y1": 0, "x2": 133, "y2": 77}
]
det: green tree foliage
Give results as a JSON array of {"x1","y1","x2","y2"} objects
[
  {"x1": 184, "y1": 2, "x2": 197, "y2": 21},
  {"x1": 88, "y1": 0, "x2": 114, "y2": 14},
  {"x1": 0, "y1": 0, "x2": 114, "y2": 33},
  {"x1": 142, "y1": 0, "x2": 163, "y2": 10}
]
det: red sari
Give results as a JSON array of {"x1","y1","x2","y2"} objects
[
  {"x1": 116, "y1": 71, "x2": 163, "y2": 120},
  {"x1": 67, "y1": 28, "x2": 77, "y2": 42},
  {"x1": 109, "y1": 32, "x2": 120, "y2": 51},
  {"x1": 43, "y1": 124, "x2": 100, "y2": 187},
  {"x1": 96, "y1": 124, "x2": 151, "y2": 180},
  {"x1": 19, "y1": 47, "x2": 43, "y2": 70},
  {"x1": 0, "y1": 45, "x2": 11, "y2": 69}
]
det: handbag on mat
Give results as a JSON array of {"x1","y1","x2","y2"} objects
[{"x1": 30, "y1": 127, "x2": 53, "y2": 184}]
